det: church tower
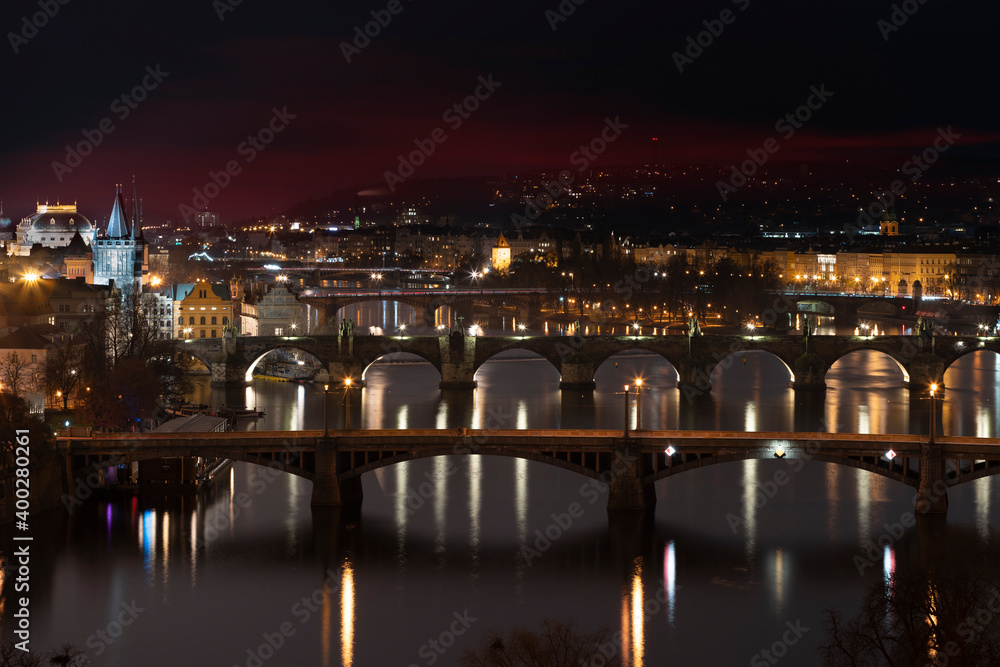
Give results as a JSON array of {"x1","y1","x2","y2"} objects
[
  {"x1": 491, "y1": 232, "x2": 511, "y2": 274},
  {"x1": 880, "y1": 206, "x2": 899, "y2": 236},
  {"x1": 93, "y1": 181, "x2": 146, "y2": 294}
]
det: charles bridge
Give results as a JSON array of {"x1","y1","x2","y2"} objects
[{"x1": 180, "y1": 329, "x2": 996, "y2": 394}]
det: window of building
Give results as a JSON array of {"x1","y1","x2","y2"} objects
[
  {"x1": 189, "y1": 317, "x2": 195, "y2": 325},
  {"x1": 211, "y1": 316, "x2": 217, "y2": 325},
  {"x1": 200, "y1": 317, "x2": 206, "y2": 325},
  {"x1": 222, "y1": 317, "x2": 228, "y2": 325},
  {"x1": 211, "y1": 330, "x2": 217, "y2": 338},
  {"x1": 200, "y1": 330, "x2": 206, "y2": 338},
  {"x1": 178, "y1": 317, "x2": 184, "y2": 325},
  {"x1": 275, "y1": 327, "x2": 283, "y2": 336},
  {"x1": 30, "y1": 354, "x2": 37, "y2": 364}
]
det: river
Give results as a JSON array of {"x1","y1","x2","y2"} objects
[{"x1": 2, "y1": 320, "x2": 999, "y2": 666}]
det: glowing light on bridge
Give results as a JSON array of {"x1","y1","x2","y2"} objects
[
  {"x1": 885, "y1": 449, "x2": 897, "y2": 461},
  {"x1": 665, "y1": 446, "x2": 676, "y2": 457}
]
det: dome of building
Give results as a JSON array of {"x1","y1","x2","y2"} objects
[{"x1": 25, "y1": 203, "x2": 93, "y2": 234}]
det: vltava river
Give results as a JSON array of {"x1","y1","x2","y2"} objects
[{"x1": 3, "y1": 329, "x2": 1000, "y2": 666}]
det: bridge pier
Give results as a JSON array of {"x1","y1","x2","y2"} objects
[
  {"x1": 439, "y1": 333, "x2": 477, "y2": 389},
  {"x1": 915, "y1": 444, "x2": 948, "y2": 515},
  {"x1": 907, "y1": 353, "x2": 945, "y2": 393},
  {"x1": 792, "y1": 353, "x2": 828, "y2": 390},
  {"x1": 606, "y1": 439, "x2": 656, "y2": 512},
  {"x1": 559, "y1": 359, "x2": 595, "y2": 390},
  {"x1": 311, "y1": 437, "x2": 363, "y2": 507},
  {"x1": 210, "y1": 358, "x2": 249, "y2": 386},
  {"x1": 676, "y1": 354, "x2": 713, "y2": 400}
]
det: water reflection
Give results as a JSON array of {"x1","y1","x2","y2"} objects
[
  {"x1": 743, "y1": 460, "x2": 758, "y2": 567},
  {"x1": 341, "y1": 559, "x2": 355, "y2": 667},
  {"x1": 663, "y1": 541, "x2": 676, "y2": 626}
]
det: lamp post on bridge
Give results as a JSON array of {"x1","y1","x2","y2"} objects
[
  {"x1": 623, "y1": 384, "x2": 630, "y2": 439},
  {"x1": 344, "y1": 377, "x2": 353, "y2": 430},
  {"x1": 323, "y1": 383, "x2": 330, "y2": 438},
  {"x1": 929, "y1": 383, "x2": 937, "y2": 445},
  {"x1": 634, "y1": 378, "x2": 642, "y2": 432}
]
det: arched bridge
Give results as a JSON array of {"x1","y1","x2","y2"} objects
[
  {"x1": 60, "y1": 429, "x2": 997, "y2": 514},
  {"x1": 181, "y1": 332, "x2": 1000, "y2": 392}
]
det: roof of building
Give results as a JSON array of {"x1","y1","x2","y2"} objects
[
  {"x1": 22, "y1": 203, "x2": 94, "y2": 234},
  {"x1": 104, "y1": 187, "x2": 130, "y2": 239}
]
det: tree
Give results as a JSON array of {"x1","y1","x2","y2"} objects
[
  {"x1": 43, "y1": 343, "x2": 83, "y2": 409},
  {"x1": 461, "y1": 618, "x2": 610, "y2": 667},
  {"x1": 820, "y1": 524, "x2": 1000, "y2": 666},
  {"x1": 0, "y1": 394, "x2": 52, "y2": 474},
  {"x1": 0, "y1": 352, "x2": 31, "y2": 398},
  {"x1": 74, "y1": 290, "x2": 192, "y2": 431}
]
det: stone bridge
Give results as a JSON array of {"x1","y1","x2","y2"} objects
[
  {"x1": 299, "y1": 290, "x2": 547, "y2": 331},
  {"x1": 61, "y1": 429, "x2": 1000, "y2": 514},
  {"x1": 181, "y1": 332, "x2": 1000, "y2": 393}
]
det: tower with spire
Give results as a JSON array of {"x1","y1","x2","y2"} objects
[{"x1": 92, "y1": 179, "x2": 147, "y2": 294}]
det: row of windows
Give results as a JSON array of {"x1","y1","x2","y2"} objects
[{"x1": 179, "y1": 316, "x2": 229, "y2": 325}]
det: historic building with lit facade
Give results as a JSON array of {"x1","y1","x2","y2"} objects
[
  {"x1": 9, "y1": 202, "x2": 95, "y2": 256},
  {"x1": 92, "y1": 184, "x2": 148, "y2": 294}
]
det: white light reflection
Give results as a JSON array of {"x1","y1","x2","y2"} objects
[
  {"x1": 162, "y1": 512, "x2": 170, "y2": 592},
  {"x1": 857, "y1": 473, "x2": 872, "y2": 545},
  {"x1": 295, "y1": 383, "x2": 305, "y2": 430},
  {"x1": 743, "y1": 460, "x2": 758, "y2": 565},
  {"x1": 516, "y1": 400, "x2": 528, "y2": 430},
  {"x1": 395, "y1": 464, "x2": 408, "y2": 568},
  {"x1": 397, "y1": 404, "x2": 409, "y2": 429},
  {"x1": 858, "y1": 404, "x2": 870, "y2": 434},
  {"x1": 883, "y1": 544, "x2": 895, "y2": 591},
  {"x1": 744, "y1": 402, "x2": 758, "y2": 432},
  {"x1": 470, "y1": 456, "x2": 482, "y2": 586},
  {"x1": 975, "y1": 477, "x2": 991, "y2": 540},
  {"x1": 663, "y1": 540, "x2": 676, "y2": 626},
  {"x1": 514, "y1": 458, "x2": 528, "y2": 599},
  {"x1": 286, "y1": 475, "x2": 300, "y2": 555},
  {"x1": 434, "y1": 457, "x2": 448, "y2": 564}
]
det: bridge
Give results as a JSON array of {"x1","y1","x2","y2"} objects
[
  {"x1": 60, "y1": 429, "x2": 999, "y2": 514},
  {"x1": 298, "y1": 289, "x2": 549, "y2": 330},
  {"x1": 181, "y1": 332, "x2": 999, "y2": 392}
]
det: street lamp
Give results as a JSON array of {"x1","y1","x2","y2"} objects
[
  {"x1": 344, "y1": 377, "x2": 353, "y2": 430},
  {"x1": 623, "y1": 384, "x2": 632, "y2": 438},
  {"x1": 929, "y1": 383, "x2": 937, "y2": 445},
  {"x1": 323, "y1": 383, "x2": 330, "y2": 437},
  {"x1": 634, "y1": 378, "x2": 642, "y2": 431}
]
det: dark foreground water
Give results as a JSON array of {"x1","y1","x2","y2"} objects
[{"x1": 3, "y1": 344, "x2": 1000, "y2": 666}]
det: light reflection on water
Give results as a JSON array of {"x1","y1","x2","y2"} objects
[{"x1": 10, "y1": 347, "x2": 1000, "y2": 666}]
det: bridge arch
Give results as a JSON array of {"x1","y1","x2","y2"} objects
[
  {"x1": 708, "y1": 349, "x2": 796, "y2": 387},
  {"x1": 592, "y1": 349, "x2": 679, "y2": 387},
  {"x1": 827, "y1": 348, "x2": 910, "y2": 387},
  {"x1": 648, "y1": 453, "x2": 918, "y2": 488},
  {"x1": 245, "y1": 345, "x2": 327, "y2": 383},
  {"x1": 473, "y1": 348, "x2": 561, "y2": 384},
  {"x1": 338, "y1": 450, "x2": 604, "y2": 482},
  {"x1": 361, "y1": 351, "x2": 442, "y2": 383},
  {"x1": 177, "y1": 349, "x2": 212, "y2": 375},
  {"x1": 944, "y1": 346, "x2": 1000, "y2": 374},
  {"x1": 75, "y1": 449, "x2": 316, "y2": 481}
]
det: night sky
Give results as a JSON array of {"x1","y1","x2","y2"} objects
[{"x1": 1, "y1": 0, "x2": 998, "y2": 223}]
